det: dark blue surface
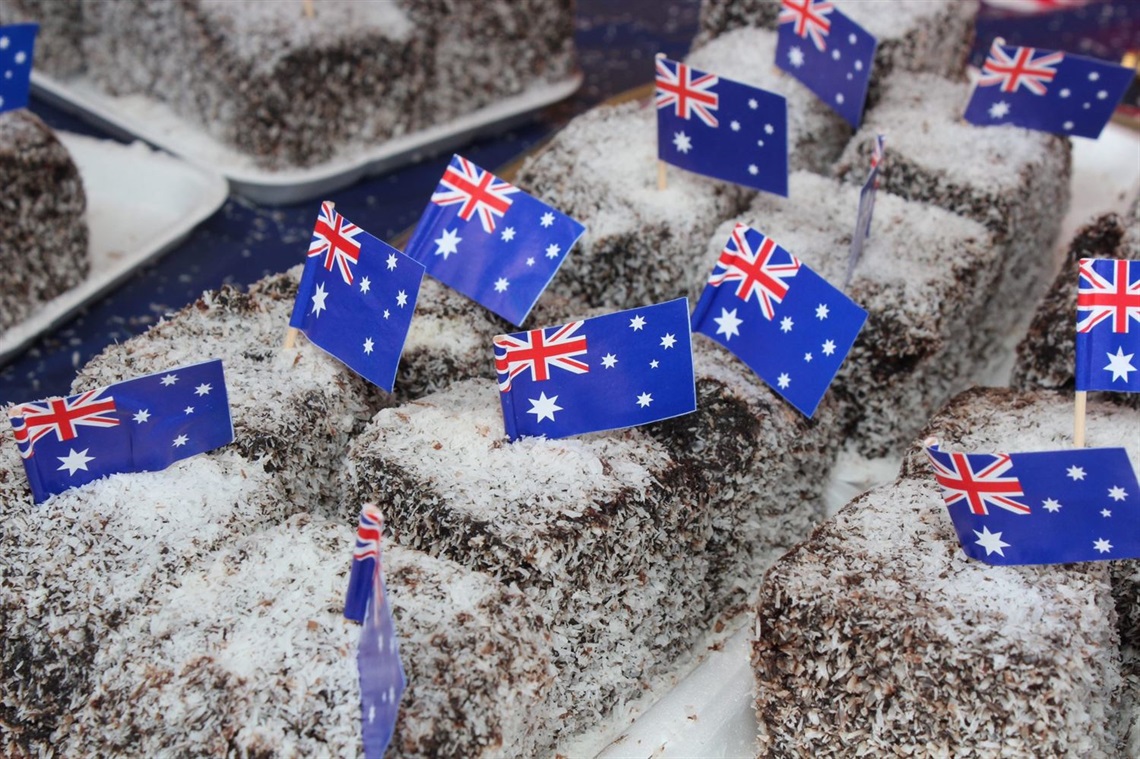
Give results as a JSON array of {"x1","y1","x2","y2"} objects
[{"x1": 0, "y1": 1, "x2": 701, "y2": 406}]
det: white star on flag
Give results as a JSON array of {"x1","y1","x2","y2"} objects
[
  {"x1": 1109, "y1": 485, "x2": 1128, "y2": 501},
  {"x1": 501, "y1": 227, "x2": 516, "y2": 242},
  {"x1": 714, "y1": 307, "x2": 743, "y2": 340},
  {"x1": 1067, "y1": 466, "x2": 1086, "y2": 480},
  {"x1": 433, "y1": 228, "x2": 462, "y2": 260},
  {"x1": 1094, "y1": 538, "x2": 1112, "y2": 554},
  {"x1": 386, "y1": 253, "x2": 398, "y2": 271},
  {"x1": 527, "y1": 392, "x2": 562, "y2": 422},
  {"x1": 311, "y1": 282, "x2": 329, "y2": 316},
  {"x1": 57, "y1": 448, "x2": 94, "y2": 475},
  {"x1": 133, "y1": 409, "x2": 150, "y2": 423},
  {"x1": 364, "y1": 338, "x2": 375, "y2": 355},
  {"x1": 360, "y1": 276, "x2": 371, "y2": 294},
  {"x1": 160, "y1": 374, "x2": 178, "y2": 386},
  {"x1": 173, "y1": 434, "x2": 189, "y2": 448},
  {"x1": 1104, "y1": 347, "x2": 1136, "y2": 382},
  {"x1": 636, "y1": 392, "x2": 653, "y2": 408},
  {"x1": 630, "y1": 315, "x2": 646, "y2": 331},
  {"x1": 494, "y1": 278, "x2": 510, "y2": 293},
  {"x1": 396, "y1": 290, "x2": 408, "y2": 307},
  {"x1": 1042, "y1": 498, "x2": 1062, "y2": 513},
  {"x1": 195, "y1": 383, "x2": 212, "y2": 396},
  {"x1": 660, "y1": 333, "x2": 677, "y2": 349},
  {"x1": 974, "y1": 526, "x2": 1010, "y2": 556},
  {"x1": 540, "y1": 212, "x2": 554, "y2": 228},
  {"x1": 601, "y1": 353, "x2": 618, "y2": 368},
  {"x1": 673, "y1": 131, "x2": 693, "y2": 153},
  {"x1": 545, "y1": 243, "x2": 561, "y2": 259}
]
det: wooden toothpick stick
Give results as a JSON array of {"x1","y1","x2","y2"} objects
[
  {"x1": 303, "y1": 0, "x2": 315, "y2": 19},
  {"x1": 1074, "y1": 391, "x2": 1087, "y2": 448}
]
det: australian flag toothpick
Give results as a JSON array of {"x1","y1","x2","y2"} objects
[
  {"x1": 655, "y1": 55, "x2": 789, "y2": 196},
  {"x1": 691, "y1": 224, "x2": 866, "y2": 417},
  {"x1": 8, "y1": 359, "x2": 234, "y2": 504},
  {"x1": 404, "y1": 154, "x2": 585, "y2": 327},
  {"x1": 0, "y1": 24, "x2": 36, "y2": 115},
  {"x1": 845, "y1": 133, "x2": 885, "y2": 288},
  {"x1": 1075, "y1": 257, "x2": 1140, "y2": 393},
  {"x1": 289, "y1": 201, "x2": 425, "y2": 392},
  {"x1": 926, "y1": 439, "x2": 1140, "y2": 565},
  {"x1": 776, "y1": 0, "x2": 877, "y2": 127},
  {"x1": 343, "y1": 504, "x2": 406, "y2": 759},
  {"x1": 495, "y1": 298, "x2": 698, "y2": 441},
  {"x1": 963, "y1": 39, "x2": 1133, "y2": 138}
]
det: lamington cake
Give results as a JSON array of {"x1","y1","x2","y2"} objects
[
  {"x1": 345, "y1": 336, "x2": 843, "y2": 746},
  {"x1": 751, "y1": 387, "x2": 1138, "y2": 757},
  {"x1": 697, "y1": 170, "x2": 1012, "y2": 457},
  {"x1": 1012, "y1": 200, "x2": 1140, "y2": 408},
  {"x1": 834, "y1": 72, "x2": 1072, "y2": 305},
  {"x1": 692, "y1": 0, "x2": 974, "y2": 107},
  {"x1": 9, "y1": 0, "x2": 576, "y2": 169},
  {"x1": 0, "y1": 109, "x2": 88, "y2": 332},
  {"x1": 514, "y1": 25, "x2": 853, "y2": 313}
]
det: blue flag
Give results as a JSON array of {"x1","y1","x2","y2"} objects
[
  {"x1": 495, "y1": 298, "x2": 697, "y2": 441},
  {"x1": 691, "y1": 224, "x2": 867, "y2": 417},
  {"x1": 345, "y1": 504, "x2": 383, "y2": 623},
  {"x1": 404, "y1": 154, "x2": 585, "y2": 327},
  {"x1": 1075, "y1": 257, "x2": 1140, "y2": 393},
  {"x1": 926, "y1": 440, "x2": 1140, "y2": 565},
  {"x1": 963, "y1": 40, "x2": 1132, "y2": 138},
  {"x1": 655, "y1": 56, "x2": 789, "y2": 196},
  {"x1": 289, "y1": 202, "x2": 425, "y2": 393},
  {"x1": 346, "y1": 504, "x2": 406, "y2": 759},
  {"x1": 845, "y1": 133, "x2": 885, "y2": 288},
  {"x1": 8, "y1": 359, "x2": 234, "y2": 504},
  {"x1": 972, "y1": 1, "x2": 1140, "y2": 71},
  {"x1": 775, "y1": 0, "x2": 877, "y2": 127},
  {"x1": 0, "y1": 24, "x2": 36, "y2": 114}
]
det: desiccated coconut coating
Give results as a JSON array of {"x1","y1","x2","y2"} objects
[
  {"x1": 834, "y1": 72, "x2": 1072, "y2": 308},
  {"x1": 0, "y1": 110, "x2": 88, "y2": 332},
  {"x1": 17, "y1": 0, "x2": 575, "y2": 170},
  {"x1": 752, "y1": 387, "x2": 1137, "y2": 758},
  {"x1": 344, "y1": 335, "x2": 843, "y2": 747}
]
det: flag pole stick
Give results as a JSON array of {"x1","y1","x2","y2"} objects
[
  {"x1": 1074, "y1": 391, "x2": 1087, "y2": 448},
  {"x1": 303, "y1": 0, "x2": 314, "y2": 19}
]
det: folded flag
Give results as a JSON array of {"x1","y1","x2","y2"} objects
[
  {"x1": 404, "y1": 154, "x2": 585, "y2": 327},
  {"x1": 0, "y1": 24, "x2": 36, "y2": 115},
  {"x1": 925, "y1": 439, "x2": 1140, "y2": 565},
  {"x1": 776, "y1": 0, "x2": 877, "y2": 127},
  {"x1": 289, "y1": 201, "x2": 425, "y2": 392},
  {"x1": 655, "y1": 55, "x2": 789, "y2": 196},
  {"x1": 495, "y1": 298, "x2": 697, "y2": 441},
  {"x1": 691, "y1": 223, "x2": 866, "y2": 417},
  {"x1": 845, "y1": 133, "x2": 886, "y2": 288},
  {"x1": 1075, "y1": 257, "x2": 1140, "y2": 393},
  {"x1": 963, "y1": 39, "x2": 1133, "y2": 138},
  {"x1": 344, "y1": 504, "x2": 407, "y2": 759},
  {"x1": 8, "y1": 359, "x2": 233, "y2": 504}
]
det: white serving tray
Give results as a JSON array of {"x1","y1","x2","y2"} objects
[
  {"x1": 0, "y1": 131, "x2": 228, "y2": 365},
  {"x1": 31, "y1": 71, "x2": 583, "y2": 205}
]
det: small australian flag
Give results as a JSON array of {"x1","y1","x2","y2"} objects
[
  {"x1": 655, "y1": 55, "x2": 789, "y2": 197},
  {"x1": 926, "y1": 439, "x2": 1140, "y2": 565},
  {"x1": 495, "y1": 298, "x2": 698, "y2": 441},
  {"x1": 776, "y1": 0, "x2": 877, "y2": 127},
  {"x1": 404, "y1": 154, "x2": 585, "y2": 327},
  {"x1": 691, "y1": 223, "x2": 867, "y2": 417},
  {"x1": 289, "y1": 202, "x2": 425, "y2": 393},
  {"x1": 8, "y1": 359, "x2": 234, "y2": 504},
  {"x1": 1075, "y1": 257, "x2": 1140, "y2": 393},
  {"x1": 963, "y1": 40, "x2": 1133, "y2": 138},
  {"x1": 0, "y1": 23, "x2": 36, "y2": 115},
  {"x1": 344, "y1": 504, "x2": 406, "y2": 759}
]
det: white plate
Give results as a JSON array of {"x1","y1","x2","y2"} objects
[
  {"x1": 31, "y1": 71, "x2": 583, "y2": 205},
  {"x1": 0, "y1": 132, "x2": 228, "y2": 365}
]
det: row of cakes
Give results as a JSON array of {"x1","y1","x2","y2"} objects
[
  {"x1": 2, "y1": 3, "x2": 1134, "y2": 759},
  {"x1": 0, "y1": 0, "x2": 577, "y2": 170}
]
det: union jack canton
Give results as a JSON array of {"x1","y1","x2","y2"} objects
[
  {"x1": 405, "y1": 154, "x2": 585, "y2": 326},
  {"x1": 7, "y1": 359, "x2": 234, "y2": 504},
  {"x1": 655, "y1": 56, "x2": 789, "y2": 196},
  {"x1": 691, "y1": 224, "x2": 866, "y2": 418},
  {"x1": 925, "y1": 439, "x2": 1140, "y2": 565},
  {"x1": 495, "y1": 299, "x2": 697, "y2": 441},
  {"x1": 963, "y1": 40, "x2": 1133, "y2": 138},
  {"x1": 1075, "y1": 257, "x2": 1140, "y2": 393}
]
